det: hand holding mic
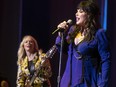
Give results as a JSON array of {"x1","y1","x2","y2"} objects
[{"x1": 52, "y1": 19, "x2": 72, "y2": 34}]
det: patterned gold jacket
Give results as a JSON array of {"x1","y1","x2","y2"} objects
[{"x1": 16, "y1": 53, "x2": 52, "y2": 87}]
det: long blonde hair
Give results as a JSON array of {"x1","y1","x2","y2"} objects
[{"x1": 17, "y1": 35, "x2": 39, "y2": 65}]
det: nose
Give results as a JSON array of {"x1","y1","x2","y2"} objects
[
  {"x1": 27, "y1": 41, "x2": 32, "y2": 44},
  {"x1": 75, "y1": 12, "x2": 78, "y2": 16}
]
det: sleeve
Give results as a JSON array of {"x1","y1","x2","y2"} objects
[
  {"x1": 96, "y1": 29, "x2": 111, "y2": 87},
  {"x1": 16, "y1": 65, "x2": 26, "y2": 87},
  {"x1": 55, "y1": 25, "x2": 77, "y2": 45},
  {"x1": 55, "y1": 26, "x2": 75, "y2": 54},
  {"x1": 42, "y1": 59, "x2": 52, "y2": 78},
  {"x1": 38, "y1": 59, "x2": 52, "y2": 81},
  {"x1": 55, "y1": 25, "x2": 75, "y2": 46},
  {"x1": 55, "y1": 35, "x2": 62, "y2": 46}
]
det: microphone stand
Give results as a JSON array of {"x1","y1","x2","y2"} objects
[{"x1": 57, "y1": 32, "x2": 64, "y2": 87}]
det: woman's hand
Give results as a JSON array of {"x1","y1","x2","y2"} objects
[
  {"x1": 57, "y1": 21, "x2": 69, "y2": 30},
  {"x1": 57, "y1": 21, "x2": 69, "y2": 36}
]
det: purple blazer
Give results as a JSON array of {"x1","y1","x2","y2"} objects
[{"x1": 55, "y1": 27, "x2": 110, "y2": 87}]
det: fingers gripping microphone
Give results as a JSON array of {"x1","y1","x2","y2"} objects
[{"x1": 52, "y1": 19, "x2": 72, "y2": 34}]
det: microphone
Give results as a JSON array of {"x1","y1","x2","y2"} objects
[{"x1": 52, "y1": 19, "x2": 72, "y2": 34}]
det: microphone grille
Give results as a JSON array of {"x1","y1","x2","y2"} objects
[{"x1": 67, "y1": 19, "x2": 73, "y2": 25}]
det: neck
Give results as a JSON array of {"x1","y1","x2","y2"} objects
[
  {"x1": 80, "y1": 27, "x2": 88, "y2": 35},
  {"x1": 26, "y1": 51, "x2": 36, "y2": 61}
]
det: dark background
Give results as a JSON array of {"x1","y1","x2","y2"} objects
[{"x1": 0, "y1": 0, "x2": 116, "y2": 87}]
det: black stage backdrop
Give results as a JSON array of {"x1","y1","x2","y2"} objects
[{"x1": 0, "y1": 0, "x2": 116, "y2": 87}]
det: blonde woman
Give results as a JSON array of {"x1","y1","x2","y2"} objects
[{"x1": 16, "y1": 35, "x2": 52, "y2": 87}]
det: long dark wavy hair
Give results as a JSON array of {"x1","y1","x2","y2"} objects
[{"x1": 67, "y1": 0, "x2": 101, "y2": 42}]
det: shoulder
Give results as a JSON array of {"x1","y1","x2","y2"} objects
[
  {"x1": 17, "y1": 57, "x2": 27, "y2": 66},
  {"x1": 95, "y1": 28, "x2": 109, "y2": 45},
  {"x1": 95, "y1": 28, "x2": 107, "y2": 38},
  {"x1": 96, "y1": 28, "x2": 105, "y2": 35}
]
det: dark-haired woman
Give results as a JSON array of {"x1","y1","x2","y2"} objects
[{"x1": 55, "y1": 0, "x2": 110, "y2": 87}]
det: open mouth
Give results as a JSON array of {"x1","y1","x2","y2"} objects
[
  {"x1": 76, "y1": 17, "x2": 80, "y2": 22},
  {"x1": 26, "y1": 45, "x2": 31, "y2": 48}
]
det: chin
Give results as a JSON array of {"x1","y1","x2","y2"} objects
[{"x1": 76, "y1": 22, "x2": 79, "y2": 25}]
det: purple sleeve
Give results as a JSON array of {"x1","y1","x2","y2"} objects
[
  {"x1": 96, "y1": 29, "x2": 110, "y2": 87},
  {"x1": 55, "y1": 36, "x2": 61, "y2": 45}
]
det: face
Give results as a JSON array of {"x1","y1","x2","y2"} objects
[
  {"x1": 23, "y1": 36, "x2": 35, "y2": 53},
  {"x1": 75, "y1": 9, "x2": 88, "y2": 26}
]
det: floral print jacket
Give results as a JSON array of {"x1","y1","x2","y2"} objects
[{"x1": 16, "y1": 53, "x2": 52, "y2": 87}]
